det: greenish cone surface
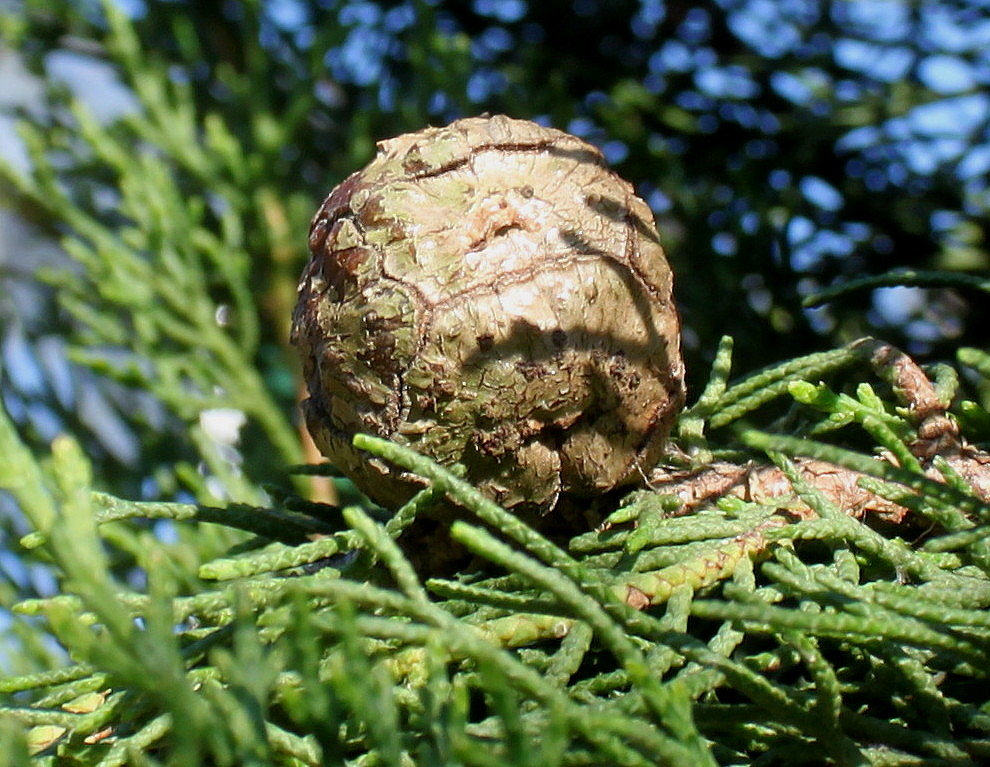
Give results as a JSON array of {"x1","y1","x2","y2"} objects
[{"x1": 293, "y1": 115, "x2": 685, "y2": 511}]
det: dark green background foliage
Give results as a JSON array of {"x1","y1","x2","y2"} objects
[
  {"x1": 1, "y1": 1, "x2": 990, "y2": 765},
  {"x1": 2, "y1": 0, "x2": 988, "y2": 488}
]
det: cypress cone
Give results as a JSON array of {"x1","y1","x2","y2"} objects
[{"x1": 292, "y1": 115, "x2": 685, "y2": 512}]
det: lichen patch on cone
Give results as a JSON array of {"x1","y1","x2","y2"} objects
[{"x1": 292, "y1": 115, "x2": 685, "y2": 511}]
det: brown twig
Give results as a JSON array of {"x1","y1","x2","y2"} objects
[{"x1": 645, "y1": 339, "x2": 990, "y2": 525}]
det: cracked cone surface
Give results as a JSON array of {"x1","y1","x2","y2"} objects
[{"x1": 292, "y1": 115, "x2": 684, "y2": 511}]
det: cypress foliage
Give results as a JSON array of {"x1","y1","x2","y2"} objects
[
  {"x1": 2, "y1": 2, "x2": 989, "y2": 765},
  {"x1": 3, "y1": 336, "x2": 990, "y2": 764}
]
